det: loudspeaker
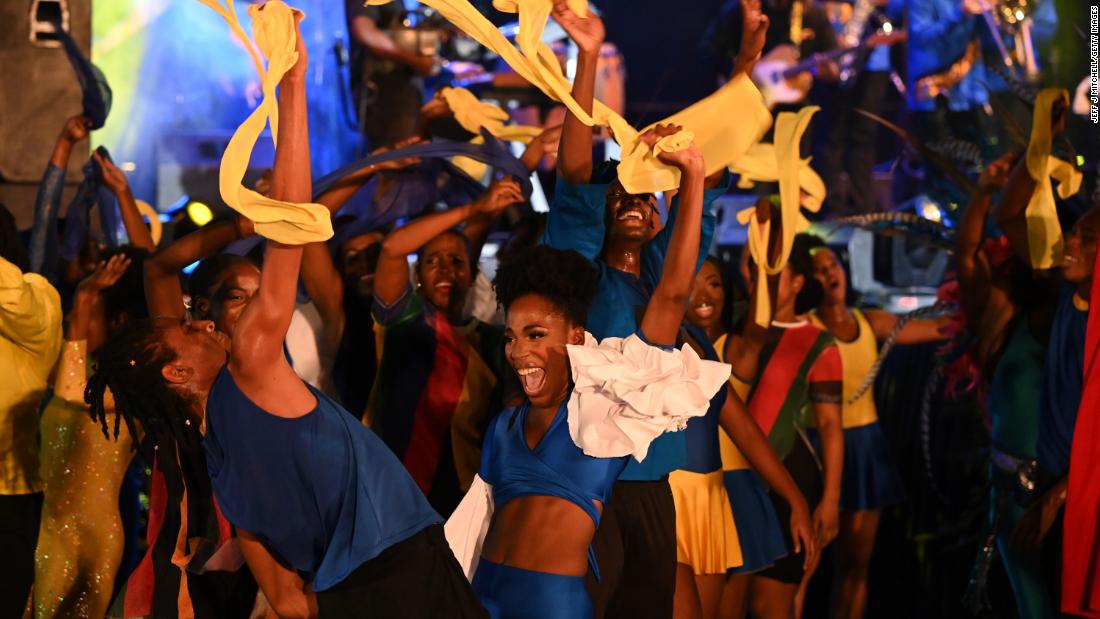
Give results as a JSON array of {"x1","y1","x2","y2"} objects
[{"x1": 0, "y1": 0, "x2": 90, "y2": 226}]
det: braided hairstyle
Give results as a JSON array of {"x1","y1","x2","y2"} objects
[
  {"x1": 789, "y1": 233, "x2": 826, "y2": 315},
  {"x1": 493, "y1": 245, "x2": 600, "y2": 327},
  {"x1": 85, "y1": 318, "x2": 217, "y2": 552}
]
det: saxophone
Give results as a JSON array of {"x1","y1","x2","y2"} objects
[{"x1": 915, "y1": 40, "x2": 981, "y2": 101}]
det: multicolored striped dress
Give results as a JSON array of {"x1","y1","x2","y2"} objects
[
  {"x1": 716, "y1": 321, "x2": 841, "y2": 576},
  {"x1": 368, "y1": 285, "x2": 513, "y2": 517}
]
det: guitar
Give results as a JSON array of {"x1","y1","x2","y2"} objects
[{"x1": 751, "y1": 30, "x2": 906, "y2": 110}]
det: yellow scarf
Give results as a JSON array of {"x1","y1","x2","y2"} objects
[
  {"x1": 1024, "y1": 88, "x2": 1082, "y2": 269},
  {"x1": 439, "y1": 86, "x2": 542, "y2": 179},
  {"x1": 735, "y1": 107, "x2": 820, "y2": 326},
  {"x1": 197, "y1": 0, "x2": 333, "y2": 244},
  {"x1": 366, "y1": 0, "x2": 771, "y2": 193}
]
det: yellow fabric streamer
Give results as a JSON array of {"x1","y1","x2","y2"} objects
[
  {"x1": 197, "y1": 0, "x2": 333, "y2": 244},
  {"x1": 734, "y1": 107, "x2": 819, "y2": 327},
  {"x1": 366, "y1": 0, "x2": 771, "y2": 194},
  {"x1": 134, "y1": 199, "x2": 163, "y2": 247},
  {"x1": 1024, "y1": 89, "x2": 1083, "y2": 269},
  {"x1": 438, "y1": 86, "x2": 542, "y2": 180}
]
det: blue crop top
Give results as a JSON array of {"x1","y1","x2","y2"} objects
[
  {"x1": 480, "y1": 399, "x2": 628, "y2": 527},
  {"x1": 204, "y1": 368, "x2": 440, "y2": 591}
]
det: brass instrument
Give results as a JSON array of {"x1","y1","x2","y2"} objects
[{"x1": 914, "y1": 40, "x2": 981, "y2": 102}]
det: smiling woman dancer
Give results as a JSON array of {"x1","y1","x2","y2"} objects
[
  {"x1": 86, "y1": 17, "x2": 485, "y2": 617},
  {"x1": 451, "y1": 129, "x2": 728, "y2": 619}
]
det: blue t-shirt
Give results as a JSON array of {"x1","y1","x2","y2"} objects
[
  {"x1": 1037, "y1": 286, "x2": 1088, "y2": 477},
  {"x1": 204, "y1": 368, "x2": 440, "y2": 591},
  {"x1": 540, "y1": 162, "x2": 728, "y2": 480}
]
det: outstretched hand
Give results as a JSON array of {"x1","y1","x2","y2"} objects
[
  {"x1": 371, "y1": 136, "x2": 423, "y2": 172},
  {"x1": 552, "y1": 0, "x2": 605, "y2": 55},
  {"x1": 977, "y1": 152, "x2": 1019, "y2": 193},
  {"x1": 77, "y1": 253, "x2": 132, "y2": 296},
  {"x1": 93, "y1": 151, "x2": 130, "y2": 196},
  {"x1": 641, "y1": 124, "x2": 705, "y2": 173},
  {"x1": 420, "y1": 90, "x2": 453, "y2": 124},
  {"x1": 520, "y1": 124, "x2": 563, "y2": 172},
  {"x1": 737, "y1": 0, "x2": 769, "y2": 73},
  {"x1": 472, "y1": 177, "x2": 524, "y2": 217}
]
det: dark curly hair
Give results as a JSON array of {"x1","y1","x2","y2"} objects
[
  {"x1": 493, "y1": 245, "x2": 600, "y2": 326},
  {"x1": 789, "y1": 233, "x2": 826, "y2": 315}
]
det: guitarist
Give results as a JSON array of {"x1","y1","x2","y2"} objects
[
  {"x1": 703, "y1": 0, "x2": 840, "y2": 118},
  {"x1": 817, "y1": 0, "x2": 905, "y2": 217},
  {"x1": 907, "y1": 0, "x2": 997, "y2": 211}
]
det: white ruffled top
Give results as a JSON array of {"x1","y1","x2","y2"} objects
[{"x1": 566, "y1": 332, "x2": 733, "y2": 461}]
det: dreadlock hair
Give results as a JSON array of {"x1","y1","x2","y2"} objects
[
  {"x1": 85, "y1": 318, "x2": 218, "y2": 551},
  {"x1": 100, "y1": 246, "x2": 150, "y2": 324},
  {"x1": 789, "y1": 233, "x2": 826, "y2": 315},
  {"x1": 85, "y1": 320, "x2": 213, "y2": 510},
  {"x1": 0, "y1": 203, "x2": 29, "y2": 272},
  {"x1": 493, "y1": 245, "x2": 600, "y2": 327}
]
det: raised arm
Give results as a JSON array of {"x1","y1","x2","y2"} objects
[
  {"x1": 718, "y1": 385, "x2": 815, "y2": 568},
  {"x1": 639, "y1": 126, "x2": 706, "y2": 347},
  {"x1": 231, "y1": 14, "x2": 313, "y2": 377},
  {"x1": 731, "y1": 0, "x2": 769, "y2": 78},
  {"x1": 29, "y1": 115, "x2": 90, "y2": 276},
  {"x1": 462, "y1": 178, "x2": 523, "y2": 269},
  {"x1": 374, "y1": 179, "x2": 522, "y2": 306},
  {"x1": 94, "y1": 151, "x2": 156, "y2": 252},
  {"x1": 957, "y1": 153, "x2": 1017, "y2": 319},
  {"x1": 552, "y1": 1, "x2": 604, "y2": 185},
  {"x1": 995, "y1": 89, "x2": 1067, "y2": 266}
]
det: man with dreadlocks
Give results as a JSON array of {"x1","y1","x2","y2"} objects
[{"x1": 87, "y1": 12, "x2": 485, "y2": 617}]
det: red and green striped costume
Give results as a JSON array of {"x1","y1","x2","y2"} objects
[{"x1": 367, "y1": 286, "x2": 513, "y2": 517}]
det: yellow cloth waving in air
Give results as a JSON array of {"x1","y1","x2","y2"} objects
[
  {"x1": 1024, "y1": 89, "x2": 1082, "y2": 269},
  {"x1": 366, "y1": 0, "x2": 771, "y2": 194},
  {"x1": 197, "y1": 0, "x2": 332, "y2": 244},
  {"x1": 735, "y1": 107, "x2": 820, "y2": 326}
]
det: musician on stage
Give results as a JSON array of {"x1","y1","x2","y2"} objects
[
  {"x1": 703, "y1": 0, "x2": 839, "y2": 117},
  {"x1": 816, "y1": 0, "x2": 904, "y2": 217},
  {"x1": 345, "y1": 0, "x2": 438, "y2": 148},
  {"x1": 906, "y1": 0, "x2": 996, "y2": 209}
]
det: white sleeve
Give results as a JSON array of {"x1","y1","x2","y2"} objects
[
  {"x1": 444, "y1": 474, "x2": 494, "y2": 581},
  {"x1": 566, "y1": 332, "x2": 731, "y2": 461}
]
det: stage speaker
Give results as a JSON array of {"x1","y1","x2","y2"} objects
[
  {"x1": 156, "y1": 131, "x2": 275, "y2": 216},
  {"x1": 0, "y1": 0, "x2": 90, "y2": 227}
]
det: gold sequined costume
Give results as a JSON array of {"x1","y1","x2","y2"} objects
[{"x1": 34, "y1": 340, "x2": 133, "y2": 619}]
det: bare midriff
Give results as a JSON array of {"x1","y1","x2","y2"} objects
[{"x1": 480, "y1": 495, "x2": 601, "y2": 576}]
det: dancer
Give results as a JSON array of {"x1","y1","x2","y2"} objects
[
  {"x1": 957, "y1": 151, "x2": 1058, "y2": 618},
  {"x1": 720, "y1": 232, "x2": 844, "y2": 619},
  {"x1": 681, "y1": 256, "x2": 797, "y2": 619},
  {"x1": 0, "y1": 206, "x2": 62, "y2": 618},
  {"x1": 672, "y1": 256, "x2": 816, "y2": 619},
  {"x1": 370, "y1": 177, "x2": 523, "y2": 516},
  {"x1": 88, "y1": 16, "x2": 484, "y2": 616},
  {"x1": 34, "y1": 251, "x2": 145, "y2": 619},
  {"x1": 545, "y1": 1, "x2": 767, "y2": 613},
  {"x1": 463, "y1": 125, "x2": 728, "y2": 619},
  {"x1": 799, "y1": 233, "x2": 950, "y2": 619}
]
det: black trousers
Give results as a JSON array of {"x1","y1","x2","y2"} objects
[
  {"x1": 586, "y1": 478, "x2": 677, "y2": 619},
  {"x1": 758, "y1": 437, "x2": 824, "y2": 584},
  {"x1": 317, "y1": 524, "x2": 487, "y2": 618},
  {"x1": 0, "y1": 492, "x2": 43, "y2": 618}
]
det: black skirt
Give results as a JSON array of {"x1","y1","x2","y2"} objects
[{"x1": 317, "y1": 524, "x2": 488, "y2": 618}]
